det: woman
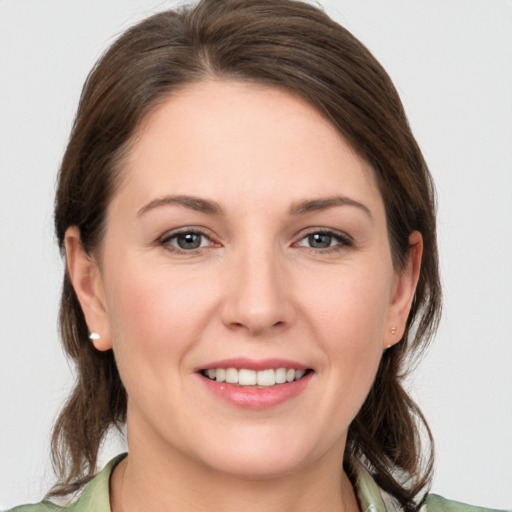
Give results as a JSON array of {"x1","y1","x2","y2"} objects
[{"x1": 5, "y1": 1, "x2": 508, "y2": 511}]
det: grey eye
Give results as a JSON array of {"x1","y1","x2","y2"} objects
[
  {"x1": 175, "y1": 232, "x2": 204, "y2": 250},
  {"x1": 307, "y1": 233, "x2": 334, "y2": 248},
  {"x1": 296, "y1": 230, "x2": 352, "y2": 251}
]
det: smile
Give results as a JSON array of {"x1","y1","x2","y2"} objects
[{"x1": 200, "y1": 367, "x2": 309, "y2": 387}]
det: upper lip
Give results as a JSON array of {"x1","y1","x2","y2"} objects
[{"x1": 196, "y1": 357, "x2": 310, "y2": 372}]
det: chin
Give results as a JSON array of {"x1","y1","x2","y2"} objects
[
  {"x1": 204, "y1": 451, "x2": 307, "y2": 481},
  {"x1": 191, "y1": 427, "x2": 333, "y2": 480}
]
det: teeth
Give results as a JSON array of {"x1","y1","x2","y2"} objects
[
  {"x1": 202, "y1": 367, "x2": 308, "y2": 386},
  {"x1": 225, "y1": 368, "x2": 238, "y2": 383},
  {"x1": 295, "y1": 369, "x2": 305, "y2": 380},
  {"x1": 238, "y1": 369, "x2": 257, "y2": 386},
  {"x1": 275, "y1": 367, "x2": 287, "y2": 384},
  {"x1": 257, "y1": 369, "x2": 275, "y2": 387}
]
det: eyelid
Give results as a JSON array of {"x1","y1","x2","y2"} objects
[
  {"x1": 157, "y1": 226, "x2": 353, "y2": 254},
  {"x1": 293, "y1": 227, "x2": 354, "y2": 250},
  {"x1": 159, "y1": 226, "x2": 219, "y2": 253}
]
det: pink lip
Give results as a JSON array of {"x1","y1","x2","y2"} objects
[
  {"x1": 196, "y1": 358, "x2": 313, "y2": 410},
  {"x1": 196, "y1": 357, "x2": 309, "y2": 371}
]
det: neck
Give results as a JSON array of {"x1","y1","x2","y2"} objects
[
  {"x1": 109, "y1": 405, "x2": 360, "y2": 512},
  {"x1": 110, "y1": 434, "x2": 359, "y2": 512}
]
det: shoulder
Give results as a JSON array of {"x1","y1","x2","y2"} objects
[
  {"x1": 3, "y1": 503, "x2": 61, "y2": 512},
  {"x1": 423, "y1": 494, "x2": 511, "y2": 512},
  {"x1": 4, "y1": 454, "x2": 126, "y2": 512},
  {"x1": 3, "y1": 497, "x2": 83, "y2": 512},
  {"x1": 353, "y1": 462, "x2": 510, "y2": 512}
]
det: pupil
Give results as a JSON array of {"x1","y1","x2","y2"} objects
[
  {"x1": 178, "y1": 233, "x2": 201, "y2": 249},
  {"x1": 309, "y1": 233, "x2": 331, "y2": 248}
]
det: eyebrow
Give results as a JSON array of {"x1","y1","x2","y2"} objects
[
  {"x1": 137, "y1": 194, "x2": 372, "y2": 219},
  {"x1": 289, "y1": 196, "x2": 373, "y2": 219},
  {"x1": 137, "y1": 195, "x2": 224, "y2": 216}
]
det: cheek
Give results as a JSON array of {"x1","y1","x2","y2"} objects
[
  {"x1": 299, "y1": 265, "x2": 392, "y2": 416},
  {"x1": 303, "y1": 262, "x2": 393, "y2": 345},
  {"x1": 102, "y1": 258, "x2": 218, "y2": 389}
]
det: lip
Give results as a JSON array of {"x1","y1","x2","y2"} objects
[
  {"x1": 196, "y1": 357, "x2": 310, "y2": 372},
  {"x1": 196, "y1": 358, "x2": 313, "y2": 410}
]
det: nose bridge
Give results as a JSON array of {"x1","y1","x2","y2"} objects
[{"x1": 222, "y1": 238, "x2": 293, "y2": 335}]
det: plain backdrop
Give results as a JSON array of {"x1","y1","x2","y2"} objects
[{"x1": 1, "y1": 0, "x2": 511, "y2": 509}]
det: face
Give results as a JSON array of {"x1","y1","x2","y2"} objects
[{"x1": 68, "y1": 81, "x2": 420, "y2": 480}]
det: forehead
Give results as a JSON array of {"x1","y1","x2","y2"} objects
[{"x1": 113, "y1": 80, "x2": 384, "y2": 218}]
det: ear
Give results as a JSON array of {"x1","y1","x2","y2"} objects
[
  {"x1": 383, "y1": 231, "x2": 423, "y2": 349},
  {"x1": 64, "y1": 226, "x2": 112, "y2": 351}
]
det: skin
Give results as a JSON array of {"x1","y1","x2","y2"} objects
[{"x1": 66, "y1": 80, "x2": 422, "y2": 512}]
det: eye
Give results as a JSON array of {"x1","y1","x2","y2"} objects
[
  {"x1": 296, "y1": 230, "x2": 352, "y2": 251},
  {"x1": 160, "y1": 229, "x2": 214, "y2": 252},
  {"x1": 302, "y1": 233, "x2": 335, "y2": 249}
]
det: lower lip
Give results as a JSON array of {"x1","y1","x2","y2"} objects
[{"x1": 199, "y1": 372, "x2": 313, "y2": 410}]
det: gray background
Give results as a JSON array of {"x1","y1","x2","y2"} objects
[{"x1": 1, "y1": 0, "x2": 511, "y2": 509}]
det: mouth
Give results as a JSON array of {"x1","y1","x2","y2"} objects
[
  {"x1": 197, "y1": 359, "x2": 314, "y2": 408},
  {"x1": 199, "y1": 367, "x2": 312, "y2": 387}
]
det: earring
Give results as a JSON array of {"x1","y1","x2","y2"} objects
[
  {"x1": 88, "y1": 331, "x2": 111, "y2": 352},
  {"x1": 385, "y1": 327, "x2": 399, "y2": 350}
]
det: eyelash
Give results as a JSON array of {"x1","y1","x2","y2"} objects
[
  {"x1": 159, "y1": 228, "x2": 353, "y2": 254},
  {"x1": 159, "y1": 227, "x2": 216, "y2": 254},
  {"x1": 294, "y1": 229, "x2": 354, "y2": 254}
]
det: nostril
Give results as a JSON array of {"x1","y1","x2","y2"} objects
[{"x1": 220, "y1": 277, "x2": 296, "y2": 335}]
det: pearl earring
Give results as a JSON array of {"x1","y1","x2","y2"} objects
[{"x1": 89, "y1": 332, "x2": 101, "y2": 341}]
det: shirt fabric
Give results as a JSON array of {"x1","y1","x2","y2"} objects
[{"x1": 6, "y1": 454, "x2": 509, "y2": 512}]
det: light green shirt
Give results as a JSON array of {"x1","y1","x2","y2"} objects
[{"x1": 6, "y1": 454, "x2": 509, "y2": 512}]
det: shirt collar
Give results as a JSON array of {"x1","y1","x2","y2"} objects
[
  {"x1": 58, "y1": 454, "x2": 400, "y2": 512},
  {"x1": 354, "y1": 462, "x2": 402, "y2": 512}
]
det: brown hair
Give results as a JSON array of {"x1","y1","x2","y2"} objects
[{"x1": 51, "y1": 1, "x2": 441, "y2": 509}]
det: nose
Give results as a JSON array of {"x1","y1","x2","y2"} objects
[{"x1": 220, "y1": 246, "x2": 295, "y2": 337}]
